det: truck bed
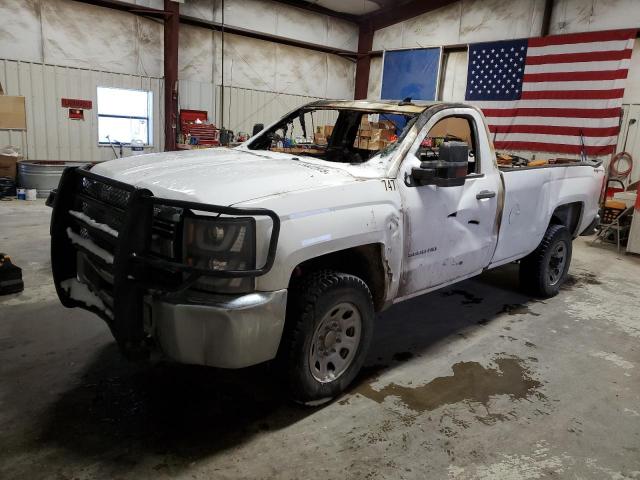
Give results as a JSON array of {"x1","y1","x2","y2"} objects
[{"x1": 489, "y1": 163, "x2": 604, "y2": 268}]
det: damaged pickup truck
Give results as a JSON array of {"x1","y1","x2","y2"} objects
[{"x1": 50, "y1": 100, "x2": 604, "y2": 404}]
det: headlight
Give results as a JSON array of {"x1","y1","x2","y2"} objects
[{"x1": 182, "y1": 215, "x2": 256, "y2": 294}]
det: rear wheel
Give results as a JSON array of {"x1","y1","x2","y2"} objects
[
  {"x1": 520, "y1": 224, "x2": 572, "y2": 297},
  {"x1": 280, "y1": 270, "x2": 374, "y2": 405}
]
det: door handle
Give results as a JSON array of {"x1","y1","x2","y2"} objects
[{"x1": 476, "y1": 190, "x2": 496, "y2": 200}]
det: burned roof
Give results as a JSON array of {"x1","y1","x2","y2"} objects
[{"x1": 304, "y1": 99, "x2": 441, "y2": 114}]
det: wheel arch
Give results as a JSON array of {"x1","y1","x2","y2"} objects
[
  {"x1": 288, "y1": 243, "x2": 389, "y2": 312},
  {"x1": 549, "y1": 201, "x2": 584, "y2": 237}
]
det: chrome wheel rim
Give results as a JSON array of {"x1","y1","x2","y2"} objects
[
  {"x1": 309, "y1": 302, "x2": 362, "y2": 383},
  {"x1": 548, "y1": 241, "x2": 568, "y2": 286}
]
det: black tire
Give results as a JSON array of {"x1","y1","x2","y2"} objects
[
  {"x1": 279, "y1": 270, "x2": 374, "y2": 405},
  {"x1": 520, "y1": 224, "x2": 572, "y2": 297}
]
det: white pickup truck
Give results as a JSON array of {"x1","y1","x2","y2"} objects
[{"x1": 50, "y1": 100, "x2": 604, "y2": 404}]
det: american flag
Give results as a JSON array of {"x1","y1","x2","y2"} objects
[{"x1": 465, "y1": 29, "x2": 637, "y2": 156}]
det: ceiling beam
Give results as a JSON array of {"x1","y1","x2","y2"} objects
[
  {"x1": 180, "y1": 15, "x2": 357, "y2": 57},
  {"x1": 72, "y1": 0, "x2": 170, "y2": 18},
  {"x1": 269, "y1": 0, "x2": 359, "y2": 23},
  {"x1": 71, "y1": 0, "x2": 357, "y2": 57},
  {"x1": 363, "y1": 0, "x2": 458, "y2": 31}
]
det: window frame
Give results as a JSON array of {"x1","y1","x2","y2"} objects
[
  {"x1": 414, "y1": 113, "x2": 482, "y2": 176},
  {"x1": 96, "y1": 86, "x2": 153, "y2": 147}
]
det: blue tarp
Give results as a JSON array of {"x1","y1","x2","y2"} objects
[{"x1": 381, "y1": 48, "x2": 441, "y2": 101}]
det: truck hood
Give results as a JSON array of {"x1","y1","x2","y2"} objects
[{"x1": 90, "y1": 148, "x2": 356, "y2": 206}]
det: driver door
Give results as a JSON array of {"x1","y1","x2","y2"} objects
[{"x1": 397, "y1": 108, "x2": 501, "y2": 298}]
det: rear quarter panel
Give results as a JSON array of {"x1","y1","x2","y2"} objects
[{"x1": 490, "y1": 164, "x2": 604, "y2": 267}]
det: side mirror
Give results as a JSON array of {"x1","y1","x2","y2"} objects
[{"x1": 411, "y1": 141, "x2": 468, "y2": 187}]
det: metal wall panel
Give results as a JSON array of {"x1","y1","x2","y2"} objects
[
  {"x1": 216, "y1": 85, "x2": 330, "y2": 135},
  {"x1": 0, "y1": 59, "x2": 164, "y2": 161},
  {"x1": 1, "y1": 57, "x2": 334, "y2": 162},
  {"x1": 179, "y1": 81, "x2": 327, "y2": 136}
]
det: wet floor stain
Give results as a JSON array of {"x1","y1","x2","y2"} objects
[
  {"x1": 355, "y1": 357, "x2": 542, "y2": 414},
  {"x1": 562, "y1": 272, "x2": 602, "y2": 289},
  {"x1": 442, "y1": 289, "x2": 483, "y2": 305},
  {"x1": 500, "y1": 304, "x2": 541, "y2": 316},
  {"x1": 392, "y1": 352, "x2": 414, "y2": 362}
]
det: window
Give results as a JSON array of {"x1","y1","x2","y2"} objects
[
  {"x1": 416, "y1": 115, "x2": 479, "y2": 175},
  {"x1": 97, "y1": 87, "x2": 152, "y2": 145}
]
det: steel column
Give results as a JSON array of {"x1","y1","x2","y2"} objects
[
  {"x1": 164, "y1": 0, "x2": 179, "y2": 151},
  {"x1": 354, "y1": 22, "x2": 374, "y2": 100},
  {"x1": 541, "y1": 0, "x2": 554, "y2": 36}
]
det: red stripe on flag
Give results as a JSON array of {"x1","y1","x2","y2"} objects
[
  {"x1": 521, "y1": 89, "x2": 625, "y2": 100},
  {"x1": 527, "y1": 29, "x2": 637, "y2": 47},
  {"x1": 493, "y1": 141, "x2": 616, "y2": 156},
  {"x1": 523, "y1": 70, "x2": 629, "y2": 82},
  {"x1": 525, "y1": 49, "x2": 632, "y2": 65},
  {"x1": 481, "y1": 107, "x2": 621, "y2": 118},
  {"x1": 488, "y1": 124, "x2": 620, "y2": 137}
]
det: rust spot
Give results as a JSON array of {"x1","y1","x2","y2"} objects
[{"x1": 355, "y1": 358, "x2": 542, "y2": 413}]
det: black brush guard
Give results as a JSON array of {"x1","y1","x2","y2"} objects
[{"x1": 51, "y1": 166, "x2": 280, "y2": 358}]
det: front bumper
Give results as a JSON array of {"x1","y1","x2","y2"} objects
[
  {"x1": 50, "y1": 166, "x2": 281, "y2": 361},
  {"x1": 146, "y1": 290, "x2": 287, "y2": 368}
]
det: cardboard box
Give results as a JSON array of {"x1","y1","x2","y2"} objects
[
  {"x1": 314, "y1": 133, "x2": 327, "y2": 145},
  {"x1": 369, "y1": 128, "x2": 395, "y2": 142},
  {"x1": 377, "y1": 120, "x2": 395, "y2": 130},
  {"x1": 365, "y1": 140, "x2": 389, "y2": 150},
  {"x1": 427, "y1": 117, "x2": 472, "y2": 144},
  {"x1": 0, "y1": 154, "x2": 22, "y2": 180},
  {"x1": 353, "y1": 137, "x2": 369, "y2": 149},
  {"x1": 0, "y1": 96, "x2": 26, "y2": 130}
]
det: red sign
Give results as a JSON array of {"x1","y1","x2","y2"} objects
[
  {"x1": 61, "y1": 98, "x2": 92, "y2": 109},
  {"x1": 69, "y1": 108, "x2": 84, "y2": 120}
]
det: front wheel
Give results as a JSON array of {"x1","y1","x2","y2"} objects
[
  {"x1": 279, "y1": 270, "x2": 374, "y2": 405},
  {"x1": 520, "y1": 224, "x2": 572, "y2": 297}
]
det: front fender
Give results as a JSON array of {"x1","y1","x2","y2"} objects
[{"x1": 239, "y1": 181, "x2": 404, "y2": 302}]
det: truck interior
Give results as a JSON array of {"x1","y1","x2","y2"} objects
[
  {"x1": 416, "y1": 115, "x2": 480, "y2": 175},
  {"x1": 247, "y1": 107, "x2": 418, "y2": 163}
]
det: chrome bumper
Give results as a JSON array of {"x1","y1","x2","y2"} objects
[{"x1": 145, "y1": 289, "x2": 288, "y2": 368}]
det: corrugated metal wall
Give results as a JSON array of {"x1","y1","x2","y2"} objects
[
  {"x1": 179, "y1": 82, "x2": 331, "y2": 135},
  {"x1": 0, "y1": 59, "x2": 164, "y2": 161},
  {"x1": 1, "y1": 59, "x2": 341, "y2": 161}
]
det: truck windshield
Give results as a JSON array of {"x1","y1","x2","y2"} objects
[{"x1": 247, "y1": 107, "x2": 418, "y2": 164}]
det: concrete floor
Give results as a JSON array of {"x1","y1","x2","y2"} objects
[{"x1": 1, "y1": 199, "x2": 639, "y2": 480}]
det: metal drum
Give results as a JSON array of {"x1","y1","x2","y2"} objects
[{"x1": 17, "y1": 161, "x2": 92, "y2": 198}]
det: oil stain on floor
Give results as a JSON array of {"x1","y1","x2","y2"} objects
[{"x1": 355, "y1": 357, "x2": 542, "y2": 414}]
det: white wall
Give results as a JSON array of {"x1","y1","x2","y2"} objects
[
  {"x1": 0, "y1": 0, "x2": 358, "y2": 160},
  {"x1": 372, "y1": 0, "x2": 547, "y2": 52}
]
